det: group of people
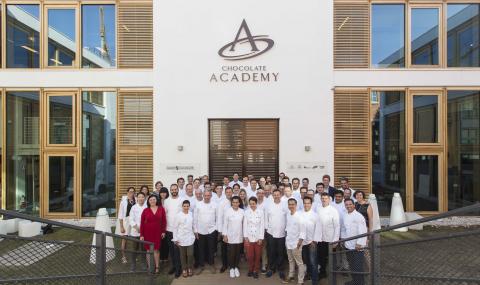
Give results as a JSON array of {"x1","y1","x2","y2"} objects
[{"x1": 116, "y1": 173, "x2": 374, "y2": 285}]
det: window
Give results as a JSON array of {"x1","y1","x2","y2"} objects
[
  {"x1": 447, "y1": 4, "x2": 480, "y2": 67},
  {"x1": 413, "y1": 95, "x2": 438, "y2": 143},
  {"x1": 371, "y1": 91, "x2": 406, "y2": 215},
  {"x1": 447, "y1": 90, "x2": 480, "y2": 210},
  {"x1": 82, "y1": 5, "x2": 116, "y2": 68},
  {"x1": 46, "y1": 8, "x2": 76, "y2": 67},
  {"x1": 6, "y1": 5, "x2": 40, "y2": 68},
  {"x1": 410, "y1": 7, "x2": 440, "y2": 66},
  {"x1": 82, "y1": 91, "x2": 116, "y2": 217},
  {"x1": 371, "y1": 4, "x2": 405, "y2": 68}
]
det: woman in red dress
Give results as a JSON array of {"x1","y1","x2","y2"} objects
[{"x1": 140, "y1": 194, "x2": 167, "y2": 273}]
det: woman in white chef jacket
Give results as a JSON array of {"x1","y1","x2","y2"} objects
[
  {"x1": 116, "y1": 186, "x2": 136, "y2": 263},
  {"x1": 222, "y1": 196, "x2": 244, "y2": 278},
  {"x1": 172, "y1": 200, "x2": 196, "y2": 277}
]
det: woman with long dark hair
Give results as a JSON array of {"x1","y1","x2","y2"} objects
[{"x1": 117, "y1": 187, "x2": 136, "y2": 263}]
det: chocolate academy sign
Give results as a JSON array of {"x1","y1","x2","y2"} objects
[{"x1": 210, "y1": 19, "x2": 279, "y2": 83}]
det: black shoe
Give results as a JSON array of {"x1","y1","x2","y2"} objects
[
  {"x1": 248, "y1": 271, "x2": 253, "y2": 277},
  {"x1": 266, "y1": 270, "x2": 273, "y2": 278},
  {"x1": 168, "y1": 268, "x2": 175, "y2": 275},
  {"x1": 174, "y1": 271, "x2": 181, "y2": 278},
  {"x1": 253, "y1": 272, "x2": 259, "y2": 279},
  {"x1": 261, "y1": 269, "x2": 267, "y2": 274},
  {"x1": 220, "y1": 266, "x2": 226, "y2": 273},
  {"x1": 279, "y1": 271, "x2": 286, "y2": 280},
  {"x1": 319, "y1": 271, "x2": 327, "y2": 279}
]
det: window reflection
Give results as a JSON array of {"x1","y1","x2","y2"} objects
[
  {"x1": 371, "y1": 4, "x2": 405, "y2": 68},
  {"x1": 371, "y1": 91, "x2": 406, "y2": 215},
  {"x1": 82, "y1": 91, "x2": 116, "y2": 217},
  {"x1": 6, "y1": 91, "x2": 40, "y2": 215},
  {"x1": 47, "y1": 9, "x2": 76, "y2": 67},
  {"x1": 447, "y1": 4, "x2": 480, "y2": 67},
  {"x1": 6, "y1": 5, "x2": 40, "y2": 68},
  {"x1": 49, "y1": 96, "x2": 73, "y2": 144},
  {"x1": 82, "y1": 5, "x2": 116, "y2": 68},
  {"x1": 411, "y1": 8, "x2": 439, "y2": 65},
  {"x1": 447, "y1": 91, "x2": 480, "y2": 210},
  {"x1": 49, "y1": 156, "x2": 75, "y2": 213},
  {"x1": 413, "y1": 95, "x2": 438, "y2": 143},
  {"x1": 413, "y1": 155, "x2": 439, "y2": 212}
]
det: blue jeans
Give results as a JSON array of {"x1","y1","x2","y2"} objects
[{"x1": 302, "y1": 242, "x2": 319, "y2": 285}]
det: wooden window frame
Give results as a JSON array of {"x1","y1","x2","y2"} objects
[{"x1": 44, "y1": 91, "x2": 77, "y2": 147}]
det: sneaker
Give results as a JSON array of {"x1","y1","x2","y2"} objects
[
  {"x1": 261, "y1": 268, "x2": 267, "y2": 274},
  {"x1": 247, "y1": 271, "x2": 253, "y2": 277},
  {"x1": 253, "y1": 272, "x2": 259, "y2": 279},
  {"x1": 266, "y1": 270, "x2": 273, "y2": 278},
  {"x1": 229, "y1": 268, "x2": 235, "y2": 278},
  {"x1": 281, "y1": 278, "x2": 290, "y2": 284},
  {"x1": 234, "y1": 267, "x2": 240, "y2": 277}
]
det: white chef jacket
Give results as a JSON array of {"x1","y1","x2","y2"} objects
[
  {"x1": 183, "y1": 194, "x2": 197, "y2": 212},
  {"x1": 172, "y1": 211, "x2": 195, "y2": 246},
  {"x1": 194, "y1": 200, "x2": 217, "y2": 235},
  {"x1": 118, "y1": 196, "x2": 135, "y2": 221},
  {"x1": 331, "y1": 201, "x2": 346, "y2": 214},
  {"x1": 265, "y1": 200, "x2": 287, "y2": 238},
  {"x1": 217, "y1": 199, "x2": 231, "y2": 233},
  {"x1": 129, "y1": 203, "x2": 147, "y2": 237},
  {"x1": 343, "y1": 210, "x2": 367, "y2": 250},
  {"x1": 178, "y1": 187, "x2": 186, "y2": 198},
  {"x1": 164, "y1": 197, "x2": 182, "y2": 232},
  {"x1": 282, "y1": 195, "x2": 302, "y2": 211},
  {"x1": 301, "y1": 209, "x2": 320, "y2": 245},
  {"x1": 211, "y1": 193, "x2": 225, "y2": 205},
  {"x1": 223, "y1": 207, "x2": 244, "y2": 244},
  {"x1": 292, "y1": 189, "x2": 301, "y2": 200},
  {"x1": 243, "y1": 208, "x2": 265, "y2": 242},
  {"x1": 316, "y1": 204, "x2": 340, "y2": 243},
  {"x1": 228, "y1": 180, "x2": 242, "y2": 188},
  {"x1": 285, "y1": 211, "x2": 306, "y2": 250}
]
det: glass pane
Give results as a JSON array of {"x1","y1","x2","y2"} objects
[
  {"x1": 411, "y1": 8, "x2": 439, "y2": 65},
  {"x1": 413, "y1": 155, "x2": 439, "y2": 211},
  {"x1": 6, "y1": 91, "x2": 40, "y2": 215},
  {"x1": 82, "y1": 5, "x2": 116, "y2": 68},
  {"x1": 6, "y1": 5, "x2": 40, "y2": 68},
  {"x1": 371, "y1": 4, "x2": 405, "y2": 68},
  {"x1": 49, "y1": 96, "x2": 73, "y2": 144},
  {"x1": 413, "y1": 95, "x2": 438, "y2": 143},
  {"x1": 447, "y1": 90, "x2": 480, "y2": 211},
  {"x1": 371, "y1": 91, "x2": 406, "y2": 215},
  {"x1": 48, "y1": 156, "x2": 75, "y2": 213},
  {"x1": 47, "y1": 9, "x2": 76, "y2": 67},
  {"x1": 447, "y1": 4, "x2": 480, "y2": 67},
  {"x1": 82, "y1": 91, "x2": 116, "y2": 217}
]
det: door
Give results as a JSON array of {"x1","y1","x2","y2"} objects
[{"x1": 209, "y1": 119, "x2": 279, "y2": 182}]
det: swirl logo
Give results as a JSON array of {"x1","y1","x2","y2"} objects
[{"x1": 218, "y1": 19, "x2": 274, "y2": 61}]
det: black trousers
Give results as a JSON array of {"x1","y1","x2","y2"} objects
[
  {"x1": 198, "y1": 231, "x2": 217, "y2": 266},
  {"x1": 317, "y1": 241, "x2": 329, "y2": 274},
  {"x1": 160, "y1": 234, "x2": 169, "y2": 260},
  {"x1": 166, "y1": 231, "x2": 181, "y2": 273},
  {"x1": 221, "y1": 239, "x2": 228, "y2": 268},
  {"x1": 193, "y1": 239, "x2": 200, "y2": 267},
  {"x1": 266, "y1": 232, "x2": 285, "y2": 272},
  {"x1": 227, "y1": 243, "x2": 242, "y2": 269},
  {"x1": 346, "y1": 250, "x2": 365, "y2": 285}
]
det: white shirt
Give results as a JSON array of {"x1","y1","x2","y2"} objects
[
  {"x1": 164, "y1": 197, "x2": 182, "y2": 232},
  {"x1": 282, "y1": 195, "x2": 302, "y2": 211},
  {"x1": 223, "y1": 207, "x2": 244, "y2": 244},
  {"x1": 217, "y1": 198, "x2": 231, "y2": 233},
  {"x1": 178, "y1": 187, "x2": 186, "y2": 198},
  {"x1": 302, "y1": 209, "x2": 320, "y2": 245},
  {"x1": 212, "y1": 192, "x2": 225, "y2": 205},
  {"x1": 285, "y1": 211, "x2": 306, "y2": 250},
  {"x1": 292, "y1": 189, "x2": 301, "y2": 200},
  {"x1": 183, "y1": 194, "x2": 197, "y2": 212},
  {"x1": 332, "y1": 201, "x2": 347, "y2": 215},
  {"x1": 194, "y1": 200, "x2": 217, "y2": 235},
  {"x1": 265, "y1": 200, "x2": 287, "y2": 238},
  {"x1": 172, "y1": 211, "x2": 195, "y2": 246},
  {"x1": 118, "y1": 196, "x2": 134, "y2": 220},
  {"x1": 343, "y1": 210, "x2": 367, "y2": 250},
  {"x1": 228, "y1": 180, "x2": 241, "y2": 188},
  {"x1": 129, "y1": 203, "x2": 147, "y2": 237},
  {"x1": 243, "y1": 208, "x2": 265, "y2": 242},
  {"x1": 317, "y1": 204, "x2": 341, "y2": 242}
]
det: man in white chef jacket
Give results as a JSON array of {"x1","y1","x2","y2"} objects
[
  {"x1": 217, "y1": 187, "x2": 233, "y2": 273},
  {"x1": 343, "y1": 199, "x2": 367, "y2": 285},
  {"x1": 316, "y1": 192, "x2": 340, "y2": 279},
  {"x1": 265, "y1": 189, "x2": 287, "y2": 280},
  {"x1": 283, "y1": 198, "x2": 306, "y2": 284},
  {"x1": 194, "y1": 190, "x2": 218, "y2": 274},
  {"x1": 164, "y1": 184, "x2": 183, "y2": 277},
  {"x1": 301, "y1": 196, "x2": 321, "y2": 285},
  {"x1": 128, "y1": 191, "x2": 147, "y2": 271}
]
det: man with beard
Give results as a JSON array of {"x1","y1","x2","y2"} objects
[{"x1": 164, "y1": 184, "x2": 183, "y2": 277}]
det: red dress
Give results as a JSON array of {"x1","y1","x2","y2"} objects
[{"x1": 140, "y1": 206, "x2": 167, "y2": 250}]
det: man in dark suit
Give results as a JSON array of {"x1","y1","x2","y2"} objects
[{"x1": 322, "y1": 174, "x2": 336, "y2": 198}]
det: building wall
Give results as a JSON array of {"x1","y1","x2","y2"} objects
[{"x1": 153, "y1": 0, "x2": 335, "y2": 184}]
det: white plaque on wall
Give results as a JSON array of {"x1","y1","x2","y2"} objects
[{"x1": 285, "y1": 162, "x2": 328, "y2": 173}]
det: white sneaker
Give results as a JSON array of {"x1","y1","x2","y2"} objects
[
  {"x1": 230, "y1": 268, "x2": 235, "y2": 278},
  {"x1": 234, "y1": 267, "x2": 240, "y2": 277}
]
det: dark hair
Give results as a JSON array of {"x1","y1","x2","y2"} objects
[
  {"x1": 177, "y1": 177, "x2": 185, "y2": 183},
  {"x1": 316, "y1": 182, "x2": 324, "y2": 187},
  {"x1": 204, "y1": 182, "x2": 211, "y2": 186},
  {"x1": 248, "y1": 196, "x2": 258, "y2": 204},
  {"x1": 155, "y1": 181, "x2": 163, "y2": 187},
  {"x1": 136, "y1": 192, "x2": 145, "y2": 198},
  {"x1": 322, "y1": 174, "x2": 331, "y2": 180},
  {"x1": 187, "y1": 174, "x2": 193, "y2": 178},
  {"x1": 288, "y1": 198, "x2": 297, "y2": 205},
  {"x1": 303, "y1": 196, "x2": 313, "y2": 203},
  {"x1": 233, "y1": 183, "x2": 240, "y2": 189},
  {"x1": 182, "y1": 200, "x2": 191, "y2": 206},
  {"x1": 140, "y1": 185, "x2": 149, "y2": 195},
  {"x1": 231, "y1": 196, "x2": 244, "y2": 209},
  {"x1": 340, "y1": 177, "x2": 349, "y2": 182},
  {"x1": 354, "y1": 190, "x2": 365, "y2": 199},
  {"x1": 302, "y1": 178, "x2": 309, "y2": 182},
  {"x1": 320, "y1": 192, "x2": 330, "y2": 198},
  {"x1": 272, "y1": 189, "x2": 281, "y2": 194},
  {"x1": 147, "y1": 195, "x2": 159, "y2": 208},
  {"x1": 333, "y1": 189, "x2": 344, "y2": 196},
  {"x1": 159, "y1": 187, "x2": 169, "y2": 204},
  {"x1": 292, "y1": 177, "x2": 300, "y2": 183},
  {"x1": 344, "y1": 198, "x2": 354, "y2": 205},
  {"x1": 300, "y1": 186, "x2": 308, "y2": 191},
  {"x1": 225, "y1": 186, "x2": 233, "y2": 192},
  {"x1": 127, "y1": 186, "x2": 136, "y2": 192}
]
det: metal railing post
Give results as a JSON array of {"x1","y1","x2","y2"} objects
[
  {"x1": 370, "y1": 232, "x2": 380, "y2": 285},
  {"x1": 96, "y1": 232, "x2": 106, "y2": 285},
  {"x1": 328, "y1": 243, "x2": 337, "y2": 285}
]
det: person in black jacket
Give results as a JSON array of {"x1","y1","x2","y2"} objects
[{"x1": 322, "y1": 175, "x2": 336, "y2": 198}]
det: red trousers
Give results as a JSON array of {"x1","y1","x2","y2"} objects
[{"x1": 246, "y1": 241, "x2": 263, "y2": 273}]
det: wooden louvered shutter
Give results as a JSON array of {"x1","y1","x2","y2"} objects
[
  {"x1": 209, "y1": 119, "x2": 279, "y2": 183},
  {"x1": 117, "y1": 90, "x2": 153, "y2": 201},
  {"x1": 117, "y1": 0, "x2": 153, "y2": 68},
  {"x1": 334, "y1": 1, "x2": 370, "y2": 68},
  {"x1": 334, "y1": 89, "x2": 371, "y2": 193}
]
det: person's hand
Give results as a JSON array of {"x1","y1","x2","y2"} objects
[
  {"x1": 297, "y1": 240, "x2": 303, "y2": 249},
  {"x1": 120, "y1": 226, "x2": 125, "y2": 234},
  {"x1": 355, "y1": 244, "x2": 362, "y2": 251},
  {"x1": 244, "y1": 238, "x2": 249, "y2": 243},
  {"x1": 223, "y1": 236, "x2": 228, "y2": 243},
  {"x1": 133, "y1": 225, "x2": 139, "y2": 232},
  {"x1": 161, "y1": 233, "x2": 166, "y2": 239},
  {"x1": 195, "y1": 233, "x2": 199, "y2": 240},
  {"x1": 257, "y1": 239, "x2": 263, "y2": 246},
  {"x1": 140, "y1": 236, "x2": 144, "y2": 241},
  {"x1": 175, "y1": 241, "x2": 180, "y2": 246}
]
